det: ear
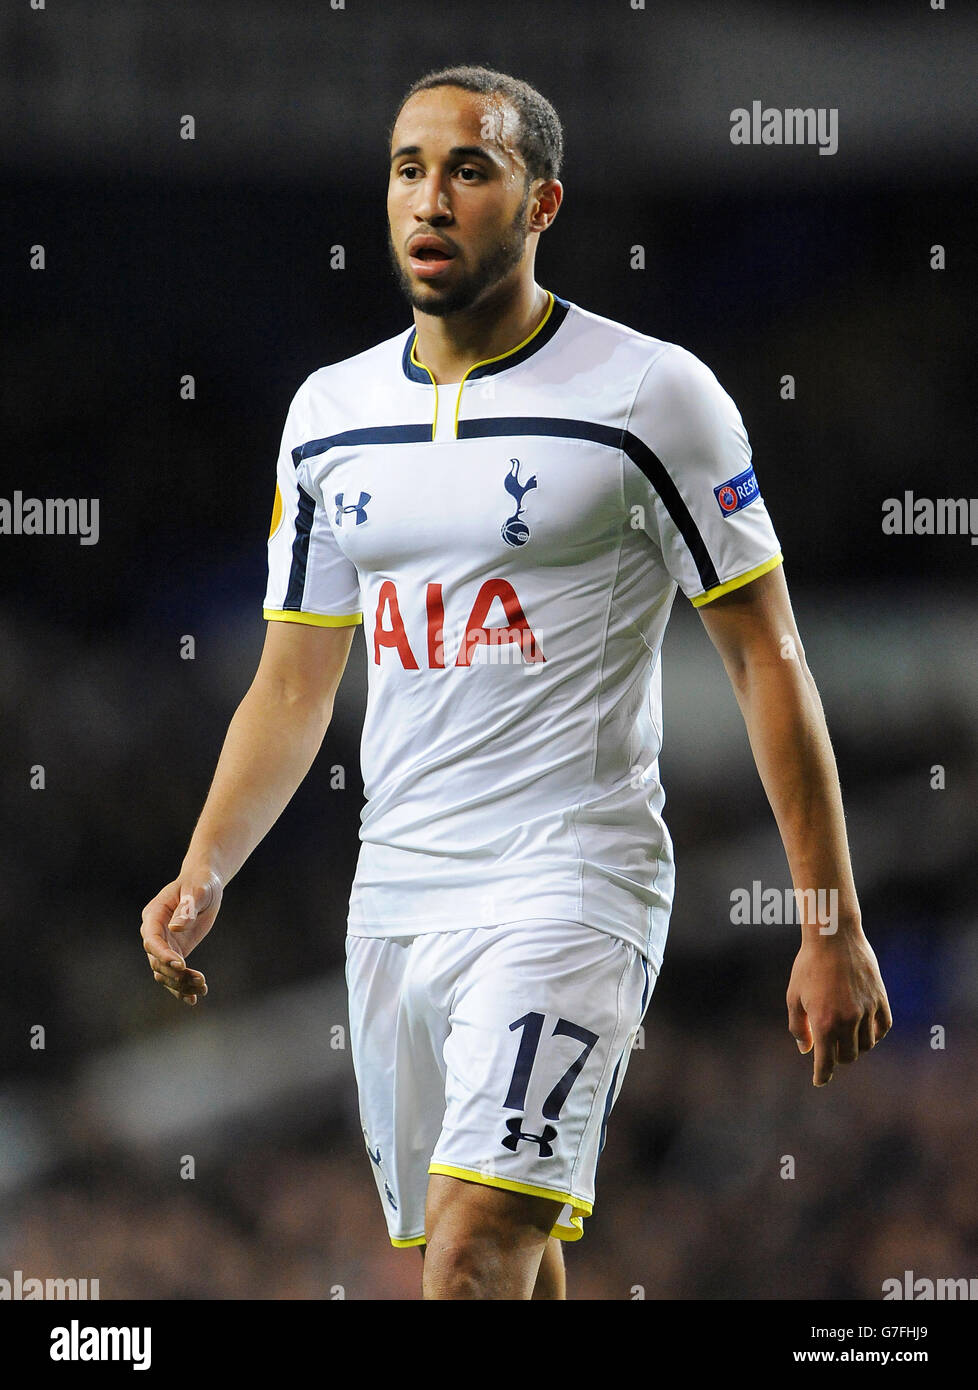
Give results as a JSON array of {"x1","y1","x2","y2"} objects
[{"x1": 529, "y1": 179, "x2": 563, "y2": 233}]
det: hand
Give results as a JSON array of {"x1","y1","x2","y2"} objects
[
  {"x1": 786, "y1": 928, "x2": 892, "y2": 1086},
  {"x1": 140, "y1": 870, "x2": 223, "y2": 1006}
]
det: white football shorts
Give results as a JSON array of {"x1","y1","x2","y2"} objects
[{"x1": 345, "y1": 918, "x2": 655, "y2": 1247}]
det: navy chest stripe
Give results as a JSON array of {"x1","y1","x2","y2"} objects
[
  {"x1": 461, "y1": 417, "x2": 719, "y2": 591},
  {"x1": 288, "y1": 415, "x2": 720, "y2": 596},
  {"x1": 292, "y1": 423, "x2": 432, "y2": 466}
]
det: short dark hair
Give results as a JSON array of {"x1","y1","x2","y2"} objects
[{"x1": 390, "y1": 64, "x2": 564, "y2": 182}]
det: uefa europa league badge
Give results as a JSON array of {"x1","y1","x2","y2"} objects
[{"x1": 501, "y1": 458, "x2": 537, "y2": 547}]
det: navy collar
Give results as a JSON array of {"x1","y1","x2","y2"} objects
[{"x1": 401, "y1": 292, "x2": 570, "y2": 384}]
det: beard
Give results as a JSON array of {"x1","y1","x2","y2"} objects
[{"x1": 387, "y1": 185, "x2": 530, "y2": 318}]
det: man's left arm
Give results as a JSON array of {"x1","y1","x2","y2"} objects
[{"x1": 696, "y1": 563, "x2": 892, "y2": 1086}]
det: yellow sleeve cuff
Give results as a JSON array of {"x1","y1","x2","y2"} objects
[
  {"x1": 263, "y1": 608, "x2": 363, "y2": 627},
  {"x1": 690, "y1": 552, "x2": 783, "y2": 607}
]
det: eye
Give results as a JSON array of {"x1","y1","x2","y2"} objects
[
  {"x1": 457, "y1": 166, "x2": 485, "y2": 181},
  {"x1": 398, "y1": 164, "x2": 422, "y2": 180}
]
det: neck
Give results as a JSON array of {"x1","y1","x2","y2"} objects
[{"x1": 412, "y1": 278, "x2": 550, "y2": 384}]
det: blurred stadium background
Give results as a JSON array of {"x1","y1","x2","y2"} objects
[{"x1": 2, "y1": 0, "x2": 976, "y2": 1300}]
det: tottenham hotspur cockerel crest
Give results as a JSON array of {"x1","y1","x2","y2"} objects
[{"x1": 501, "y1": 458, "x2": 537, "y2": 547}]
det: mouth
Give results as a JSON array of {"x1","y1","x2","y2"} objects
[{"x1": 407, "y1": 237, "x2": 457, "y2": 280}]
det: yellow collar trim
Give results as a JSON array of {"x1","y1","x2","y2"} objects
[{"x1": 411, "y1": 291, "x2": 555, "y2": 440}]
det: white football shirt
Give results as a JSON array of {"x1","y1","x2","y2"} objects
[{"x1": 264, "y1": 292, "x2": 783, "y2": 969}]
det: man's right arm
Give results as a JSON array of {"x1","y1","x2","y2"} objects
[{"x1": 140, "y1": 619, "x2": 358, "y2": 1004}]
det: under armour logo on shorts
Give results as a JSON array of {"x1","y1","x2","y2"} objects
[{"x1": 501, "y1": 1116, "x2": 557, "y2": 1157}]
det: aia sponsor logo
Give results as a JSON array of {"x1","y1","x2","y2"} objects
[{"x1": 372, "y1": 579, "x2": 545, "y2": 669}]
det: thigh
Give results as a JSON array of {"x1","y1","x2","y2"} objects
[
  {"x1": 426, "y1": 1171, "x2": 562, "y2": 1241},
  {"x1": 427, "y1": 920, "x2": 651, "y2": 1242}
]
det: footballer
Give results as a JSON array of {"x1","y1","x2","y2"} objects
[{"x1": 140, "y1": 65, "x2": 891, "y2": 1301}]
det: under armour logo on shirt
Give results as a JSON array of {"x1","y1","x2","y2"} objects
[{"x1": 335, "y1": 491, "x2": 371, "y2": 525}]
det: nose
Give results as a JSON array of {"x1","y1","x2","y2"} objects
[{"x1": 413, "y1": 171, "x2": 453, "y2": 224}]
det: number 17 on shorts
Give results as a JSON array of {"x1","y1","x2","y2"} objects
[{"x1": 347, "y1": 919, "x2": 654, "y2": 1246}]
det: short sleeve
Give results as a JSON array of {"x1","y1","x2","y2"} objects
[
  {"x1": 262, "y1": 378, "x2": 362, "y2": 627},
  {"x1": 623, "y1": 344, "x2": 783, "y2": 606}
]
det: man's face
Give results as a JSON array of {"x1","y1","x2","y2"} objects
[{"x1": 387, "y1": 85, "x2": 534, "y2": 317}]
